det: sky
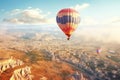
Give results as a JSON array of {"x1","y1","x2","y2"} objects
[{"x1": 0, "y1": 0, "x2": 120, "y2": 42}]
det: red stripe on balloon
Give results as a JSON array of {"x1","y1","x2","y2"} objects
[
  {"x1": 62, "y1": 26, "x2": 75, "y2": 34},
  {"x1": 58, "y1": 8, "x2": 79, "y2": 14}
]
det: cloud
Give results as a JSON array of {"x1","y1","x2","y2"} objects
[
  {"x1": 3, "y1": 18, "x2": 24, "y2": 24},
  {"x1": 3, "y1": 3, "x2": 90, "y2": 25},
  {"x1": 80, "y1": 16, "x2": 120, "y2": 26},
  {"x1": 71, "y1": 3, "x2": 90, "y2": 11},
  {"x1": 3, "y1": 8, "x2": 53, "y2": 25},
  {"x1": 73, "y1": 24, "x2": 120, "y2": 43},
  {"x1": 71, "y1": 3, "x2": 97, "y2": 26},
  {"x1": 100, "y1": 17, "x2": 120, "y2": 26},
  {"x1": 109, "y1": 17, "x2": 120, "y2": 23},
  {"x1": 80, "y1": 17, "x2": 98, "y2": 26},
  {"x1": 47, "y1": 17, "x2": 56, "y2": 24}
]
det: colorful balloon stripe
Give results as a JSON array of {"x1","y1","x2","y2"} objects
[
  {"x1": 58, "y1": 8, "x2": 79, "y2": 14},
  {"x1": 56, "y1": 15, "x2": 80, "y2": 24}
]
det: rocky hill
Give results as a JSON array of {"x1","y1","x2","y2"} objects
[{"x1": 0, "y1": 49, "x2": 90, "y2": 80}]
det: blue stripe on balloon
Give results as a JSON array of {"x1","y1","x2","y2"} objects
[{"x1": 56, "y1": 15, "x2": 80, "y2": 24}]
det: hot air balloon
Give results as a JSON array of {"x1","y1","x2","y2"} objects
[
  {"x1": 56, "y1": 8, "x2": 80, "y2": 40},
  {"x1": 96, "y1": 47, "x2": 102, "y2": 54}
]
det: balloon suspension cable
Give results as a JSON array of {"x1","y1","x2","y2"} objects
[{"x1": 67, "y1": 37, "x2": 70, "y2": 40}]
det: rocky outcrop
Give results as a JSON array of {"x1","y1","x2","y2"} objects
[
  {"x1": 10, "y1": 66, "x2": 33, "y2": 80},
  {"x1": 66, "y1": 71, "x2": 89, "y2": 80},
  {"x1": 0, "y1": 57, "x2": 23, "y2": 73},
  {"x1": 0, "y1": 57, "x2": 33, "y2": 80}
]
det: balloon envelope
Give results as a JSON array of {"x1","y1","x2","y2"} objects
[
  {"x1": 56, "y1": 8, "x2": 80, "y2": 40},
  {"x1": 96, "y1": 48, "x2": 102, "y2": 54}
]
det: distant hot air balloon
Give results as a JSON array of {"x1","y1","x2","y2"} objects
[
  {"x1": 56, "y1": 8, "x2": 80, "y2": 40},
  {"x1": 96, "y1": 47, "x2": 102, "y2": 54}
]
